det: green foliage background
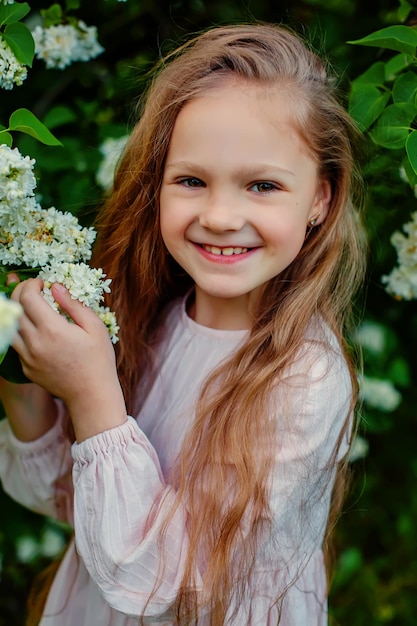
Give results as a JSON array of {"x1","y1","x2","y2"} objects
[{"x1": 1, "y1": 0, "x2": 417, "y2": 624}]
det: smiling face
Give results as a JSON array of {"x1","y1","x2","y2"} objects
[{"x1": 159, "y1": 81, "x2": 330, "y2": 329}]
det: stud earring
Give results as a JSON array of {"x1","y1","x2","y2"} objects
[{"x1": 309, "y1": 213, "x2": 320, "y2": 226}]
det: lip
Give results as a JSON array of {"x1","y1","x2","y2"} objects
[{"x1": 192, "y1": 242, "x2": 259, "y2": 264}]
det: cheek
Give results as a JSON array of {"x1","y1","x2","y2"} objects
[{"x1": 264, "y1": 218, "x2": 307, "y2": 249}]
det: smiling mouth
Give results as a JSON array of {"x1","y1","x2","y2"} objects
[{"x1": 200, "y1": 244, "x2": 250, "y2": 256}]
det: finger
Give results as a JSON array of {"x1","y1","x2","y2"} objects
[
  {"x1": 6, "y1": 272, "x2": 20, "y2": 286},
  {"x1": 50, "y1": 283, "x2": 102, "y2": 331},
  {"x1": 10, "y1": 277, "x2": 43, "y2": 304},
  {"x1": 11, "y1": 278, "x2": 49, "y2": 327}
]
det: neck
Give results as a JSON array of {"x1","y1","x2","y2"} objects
[{"x1": 189, "y1": 289, "x2": 254, "y2": 330}]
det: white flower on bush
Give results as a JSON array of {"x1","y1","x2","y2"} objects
[
  {"x1": 382, "y1": 211, "x2": 417, "y2": 300},
  {"x1": 359, "y1": 375, "x2": 402, "y2": 412},
  {"x1": 0, "y1": 205, "x2": 95, "y2": 266},
  {"x1": 0, "y1": 38, "x2": 28, "y2": 89},
  {"x1": 0, "y1": 144, "x2": 36, "y2": 208},
  {"x1": 347, "y1": 435, "x2": 369, "y2": 463},
  {"x1": 0, "y1": 144, "x2": 96, "y2": 268},
  {"x1": 354, "y1": 320, "x2": 386, "y2": 355},
  {"x1": 0, "y1": 144, "x2": 119, "y2": 344},
  {"x1": 0, "y1": 205, "x2": 96, "y2": 268},
  {"x1": 96, "y1": 136, "x2": 129, "y2": 190},
  {"x1": 32, "y1": 21, "x2": 104, "y2": 70},
  {"x1": 0, "y1": 293, "x2": 22, "y2": 354},
  {"x1": 39, "y1": 262, "x2": 119, "y2": 343},
  {"x1": 15, "y1": 524, "x2": 67, "y2": 563}
]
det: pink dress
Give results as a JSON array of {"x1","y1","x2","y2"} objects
[{"x1": 0, "y1": 296, "x2": 352, "y2": 625}]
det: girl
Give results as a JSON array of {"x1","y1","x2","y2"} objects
[{"x1": 0, "y1": 23, "x2": 366, "y2": 626}]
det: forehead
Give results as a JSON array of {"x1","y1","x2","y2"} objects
[{"x1": 166, "y1": 80, "x2": 317, "y2": 173}]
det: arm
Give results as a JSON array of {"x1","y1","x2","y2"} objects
[
  {"x1": 0, "y1": 340, "x2": 70, "y2": 520},
  {"x1": 7, "y1": 280, "x2": 352, "y2": 618},
  {"x1": 0, "y1": 276, "x2": 126, "y2": 521},
  {"x1": 0, "y1": 401, "x2": 74, "y2": 521},
  {"x1": 71, "y1": 339, "x2": 352, "y2": 619},
  {"x1": 0, "y1": 379, "x2": 57, "y2": 442},
  {"x1": 9, "y1": 278, "x2": 128, "y2": 442}
]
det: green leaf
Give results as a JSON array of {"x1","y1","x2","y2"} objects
[
  {"x1": 8, "y1": 109, "x2": 63, "y2": 146},
  {"x1": 349, "y1": 85, "x2": 390, "y2": 131},
  {"x1": 406, "y1": 130, "x2": 417, "y2": 175},
  {"x1": 0, "y1": 131, "x2": 13, "y2": 147},
  {"x1": 66, "y1": 0, "x2": 80, "y2": 9},
  {"x1": 370, "y1": 102, "x2": 416, "y2": 149},
  {"x1": 384, "y1": 53, "x2": 413, "y2": 80},
  {"x1": 392, "y1": 71, "x2": 417, "y2": 103},
  {"x1": 43, "y1": 105, "x2": 77, "y2": 130},
  {"x1": 354, "y1": 61, "x2": 386, "y2": 87},
  {"x1": 41, "y1": 4, "x2": 63, "y2": 28},
  {"x1": 401, "y1": 154, "x2": 417, "y2": 186},
  {"x1": 387, "y1": 356, "x2": 411, "y2": 387},
  {"x1": 347, "y1": 26, "x2": 417, "y2": 55},
  {"x1": 2, "y1": 22, "x2": 34, "y2": 67},
  {"x1": 398, "y1": 0, "x2": 413, "y2": 23},
  {"x1": 0, "y1": 2, "x2": 30, "y2": 27}
]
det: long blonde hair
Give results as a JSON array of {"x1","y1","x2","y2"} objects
[{"x1": 92, "y1": 23, "x2": 366, "y2": 624}]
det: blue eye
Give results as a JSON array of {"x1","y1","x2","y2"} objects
[
  {"x1": 250, "y1": 182, "x2": 277, "y2": 193},
  {"x1": 179, "y1": 177, "x2": 205, "y2": 188}
]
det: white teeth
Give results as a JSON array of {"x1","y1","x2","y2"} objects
[{"x1": 202, "y1": 245, "x2": 248, "y2": 255}]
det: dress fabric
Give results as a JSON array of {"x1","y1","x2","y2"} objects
[{"x1": 0, "y1": 296, "x2": 352, "y2": 625}]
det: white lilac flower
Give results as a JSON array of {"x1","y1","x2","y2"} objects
[
  {"x1": 0, "y1": 144, "x2": 37, "y2": 209},
  {"x1": 359, "y1": 375, "x2": 402, "y2": 412},
  {"x1": 96, "y1": 136, "x2": 129, "y2": 190},
  {"x1": 1, "y1": 0, "x2": 15, "y2": 4},
  {"x1": 347, "y1": 435, "x2": 369, "y2": 463},
  {"x1": 0, "y1": 38, "x2": 28, "y2": 89},
  {"x1": 38, "y1": 262, "x2": 119, "y2": 343},
  {"x1": 382, "y1": 211, "x2": 417, "y2": 300},
  {"x1": 96, "y1": 307, "x2": 120, "y2": 344},
  {"x1": 40, "y1": 526, "x2": 67, "y2": 558},
  {"x1": 15, "y1": 535, "x2": 40, "y2": 563},
  {"x1": 0, "y1": 293, "x2": 22, "y2": 354},
  {"x1": 0, "y1": 205, "x2": 96, "y2": 268},
  {"x1": 32, "y1": 21, "x2": 104, "y2": 70},
  {"x1": 354, "y1": 320, "x2": 386, "y2": 355}
]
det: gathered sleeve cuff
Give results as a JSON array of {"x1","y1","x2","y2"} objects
[{"x1": 0, "y1": 400, "x2": 74, "y2": 523}]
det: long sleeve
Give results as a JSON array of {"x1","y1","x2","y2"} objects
[
  {"x1": 0, "y1": 401, "x2": 74, "y2": 524},
  {"x1": 71, "y1": 334, "x2": 352, "y2": 622}
]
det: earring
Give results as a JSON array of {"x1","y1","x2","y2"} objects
[{"x1": 309, "y1": 213, "x2": 320, "y2": 226}]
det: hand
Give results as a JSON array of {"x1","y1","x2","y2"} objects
[{"x1": 11, "y1": 278, "x2": 127, "y2": 441}]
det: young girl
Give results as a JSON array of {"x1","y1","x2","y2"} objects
[{"x1": 0, "y1": 23, "x2": 366, "y2": 626}]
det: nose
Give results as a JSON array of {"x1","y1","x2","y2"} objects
[{"x1": 199, "y1": 193, "x2": 245, "y2": 232}]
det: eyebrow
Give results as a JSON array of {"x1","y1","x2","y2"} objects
[{"x1": 164, "y1": 160, "x2": 296, "y2": 178}]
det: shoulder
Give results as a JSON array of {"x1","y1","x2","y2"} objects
[
  {"x1": 271, "y1": 319, "x2": 353, "y2": 459},
  {"x1": 285, "y1": 318, "x2": 351, "y2": 394}
]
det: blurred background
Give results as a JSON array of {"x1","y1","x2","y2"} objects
[{"x1": 1, "y1": 0, "x2": 417, "y2": 624}]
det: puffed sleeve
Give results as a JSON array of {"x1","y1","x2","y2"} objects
[
  {"x1": 0, "y1": 401, "x2": 74, "y2": 524},
  {"x1": 71, "y1": 336, "x2": 353, "y2": 622},
  {"x1": 72, "y1": 416, "x2": 201, "y2": 618}
]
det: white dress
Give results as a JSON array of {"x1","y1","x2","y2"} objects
[{"x1": 0, "y1": 296, "x2": 352, "y2": 625}]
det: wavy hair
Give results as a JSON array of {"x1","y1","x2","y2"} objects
[{"x1": 90, "y1": 23, "x2": 367, "y2": 624}]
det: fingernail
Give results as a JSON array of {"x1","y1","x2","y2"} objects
[{"x1": 53, "y1": 283, "x2": 67, "y2": 293}]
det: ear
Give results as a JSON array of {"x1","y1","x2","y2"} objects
[{"x1": 309, "y1": 179, "x2": 331, "y2": 225}]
